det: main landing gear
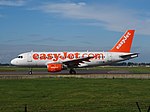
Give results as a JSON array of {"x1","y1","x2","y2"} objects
[
  {"x1": 28, "y1": 68, "x2": 32, "y2": 75},
  {"x1": 69, "y1": 69, "x2": 76, "y2": 74}
]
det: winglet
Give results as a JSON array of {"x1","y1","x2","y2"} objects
[{"x1": 109, "y1": 30, "x2": 135, "y2": 53}]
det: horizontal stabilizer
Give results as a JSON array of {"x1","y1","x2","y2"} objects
[{"x1": 120, "y1": 53, "x2": 139, "y2": 59}]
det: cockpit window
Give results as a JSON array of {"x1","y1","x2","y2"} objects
[{"x1": 18, "y1": 56, "x2": 23, "y2": 58}]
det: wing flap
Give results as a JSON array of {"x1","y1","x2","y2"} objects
[{"x1": 63, "y1": 56, "x2": 93, "y2": 68}]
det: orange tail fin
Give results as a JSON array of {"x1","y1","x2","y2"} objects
[{"x1": 109, "y1": 30, "x2": 135, "y2": 53}]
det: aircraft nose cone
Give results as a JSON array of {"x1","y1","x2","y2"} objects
[
  {"x1": 11, "y1": 59, "x2": 17, "y2": 65},
  {"x1": 11, "y1": 59, "x2": 15, "y2": 65}
]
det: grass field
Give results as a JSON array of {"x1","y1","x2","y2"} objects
[{"x1": 0, "y1": 78, "x2": 149, "y2": 112}]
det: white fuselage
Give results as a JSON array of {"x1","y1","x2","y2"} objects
[{"x1": 11, "y1": 51, "x2": 135, "y2": 68}]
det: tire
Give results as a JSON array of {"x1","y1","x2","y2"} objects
[
  {"x1": 28, "y1": 71, "x2": 32, "y2": 75},
  {"x1": 69, "y1": 69, "x2": 76, "y2": 74}
]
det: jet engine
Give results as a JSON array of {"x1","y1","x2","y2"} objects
[{"x1": 47, "y1": 63, "x2": 62, "y2": 72}]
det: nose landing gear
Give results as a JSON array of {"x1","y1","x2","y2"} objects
[{"x1": 28, "y1": 68, "x2": 32, "y2": 75}]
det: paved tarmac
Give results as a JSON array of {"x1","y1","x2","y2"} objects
[
  {"x1": 0, "y1": 69, "x2": 150, "y2": 79},
  {"x1": 0, "y1": 69, "x2": 130, "y2": 75}
]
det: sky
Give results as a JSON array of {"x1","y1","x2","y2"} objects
[{"x1": 0, "y1": 0, "x2": 150, "y2": 63}]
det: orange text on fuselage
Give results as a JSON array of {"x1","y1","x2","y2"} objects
[{"x1": 32, "y1": 52, "x2": 105, "y2": 62}]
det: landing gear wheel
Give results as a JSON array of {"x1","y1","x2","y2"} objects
[
  {"x1": 28, "y1": 68, "x2": 32, "y2": 75},
  {"x1": 28, "y1": 71, "x2": 32, "y2": 75},
  {"x1": 69, "y1": 69, "x2": 76, "y2": 74}
]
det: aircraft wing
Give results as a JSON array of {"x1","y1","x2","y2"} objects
[{"x1": 62, "y1": 56, "x2": 93, "y2": 68}]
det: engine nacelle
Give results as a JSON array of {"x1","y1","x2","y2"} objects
[{"x1": 47, "y1": 63, "x2": 62, "y2": 72}]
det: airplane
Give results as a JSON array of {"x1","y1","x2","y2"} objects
[{"x1": 11, "y1": 30, "x2": 138, "y2": 74}]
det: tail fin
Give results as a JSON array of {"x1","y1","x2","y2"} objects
[{"x1": 109, "y1": 30, "x2": 135, "y2": 53}]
